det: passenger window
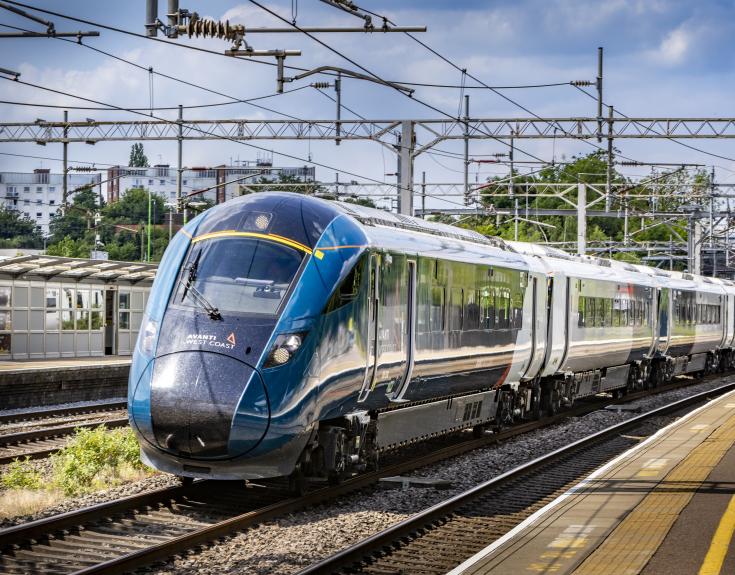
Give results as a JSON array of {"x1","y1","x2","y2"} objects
[
  {"x1": 449, "y1": 288, "x2": 463, "y2": 332},
  {"x1": 430, "y1": 286, "x2": 445, "y2": 332},
  {"x1": 464, "y1": 290, "x2": 480, "y2": 330}
]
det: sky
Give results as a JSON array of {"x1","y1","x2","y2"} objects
[{"x1": 1, "y1": 0, "x2": 735, "y2": 208}]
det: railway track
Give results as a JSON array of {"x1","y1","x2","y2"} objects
[
  {"x1": 0, "y1": 378, "x2": 729, "y2": 574},
  {"x1": 0, "y1": 401, "x2": 128, "y2": 465},
  {"x1": 0, "y1": 400, "x2": 127, "y2": 426},
  {"x1": 295, "y1": 382, "x2": 735, "y2": 575}
]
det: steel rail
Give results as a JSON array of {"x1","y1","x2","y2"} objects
[
  {"x1": 295, "y1": 380, "x2": 735, "y2": 575},
  {"x1": 0, "y1": 400, "x2": 127, "y2": 425}
]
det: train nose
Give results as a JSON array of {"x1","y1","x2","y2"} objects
[{"x1": 149, "y1": 352, "x2": 269, "y2": 458}]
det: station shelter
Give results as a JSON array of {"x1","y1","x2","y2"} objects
[{"x1": 0, "y1": 255, "x2": 156, "y2": 360}]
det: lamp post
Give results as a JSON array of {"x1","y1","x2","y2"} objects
[{"x1": 147, "y1": 189, "x2": 152, "y2": 262}]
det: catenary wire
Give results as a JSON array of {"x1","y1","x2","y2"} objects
[
  {"x1": 0, "y1": 1, "x2": 576, "y2": 91},
  {"x1": 571, "y1": 84, "x2": 735, "y2": 164}
]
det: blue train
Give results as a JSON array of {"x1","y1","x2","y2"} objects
[{"x1": 129, "y1": 192, "x2": 735, "y2": 486}]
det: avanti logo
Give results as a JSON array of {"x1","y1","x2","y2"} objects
[{"x1": 184, "y1": 332, "x2": 235, "y2": 351}]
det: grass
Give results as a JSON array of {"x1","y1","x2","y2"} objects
[{"x1": 0, "y1": 426, "x2": 155, "y2": 519}]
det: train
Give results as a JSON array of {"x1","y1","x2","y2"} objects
[{"x1": 128, "y1": 192, "x2": 735, "y2": 488}]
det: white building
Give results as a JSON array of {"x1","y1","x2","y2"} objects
[
  {"x1": 107, "y1": 159, "x2": 316, "y2": 205},
  {"x1": 0, "y1": 170, "x2": 103, "y2": 236}
]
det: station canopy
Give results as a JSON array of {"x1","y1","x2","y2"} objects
[{"x1": 0, "y1": 255, "x2": 157, "y2": 283}]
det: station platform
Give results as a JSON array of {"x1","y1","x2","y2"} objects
[
  {"x1": 0, "y1": 357, "x2": 130, "y2": 410},
  {"x1": 0, "y1": 356, "x2": 131, "y2": 372},
  {"x1": 448, "y1": 390, "x2": 735, "y2": 575}
]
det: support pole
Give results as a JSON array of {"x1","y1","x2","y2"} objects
[
  {"x1": 167, "y1": 0, "x2": 178, "y2": 38},
  {"x1": 421, "y1": 171, "x2": 426, "y2": 220},
  {"x1": 688, "y1": 218, "x2": 702, "y2": 274},
  {"x1": 398, "y1": 120, "x2": 414, "y2": 215},
  {"x1": 145, "y1": 0, "x2": 158, "y2": 37},
  {"x1": 147, "y1": 190, "x2": 152, "y2": 262},
  {"x1": 597, "y1": 46, "x2": 603, "y2": 143},
  {"x1": 463, "y1": 94, "x2": 469, "y2": 205},
  {"x1": 335, "y1": 72, "x2": 341, "y2": 145},
  {"x1": 577, "y1": 182, "x2": 587, "y2": 255},
  {"x1": 62, "y1": 109, "x2": 68, "y2": 212},
  {"x1": 606, "y1": 105, "x2": 614, "y2": 212},
  {"x1": 176, "y1": 104, "x2": 183, "y2": 214}
]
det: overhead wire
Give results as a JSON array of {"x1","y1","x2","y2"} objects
[
  {"x1": 571, "y1": 84, "x2": 735, "y2": 164},
  {"x1": 245, "y1": 0, "x2": 548, "y2": 165},
  {"x1": 0, "y1": 1, "x2": 577, "y2": 91},
  {"x1": 0, "y1": 76, "x2": 423, "y2": 192}
]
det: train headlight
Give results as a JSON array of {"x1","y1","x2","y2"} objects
[
  {"x1": 140, "y1": 318, "x2": 159, "y2": 356},
  {"x1": 264, "y1": 332, "x2": 306, "y2": 368}
]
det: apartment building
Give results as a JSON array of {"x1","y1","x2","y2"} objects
[{"x1": 0, "y1": 169, "x2": 103, "y2": 236}]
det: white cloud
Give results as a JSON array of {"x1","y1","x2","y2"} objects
[{"x1": 649, "y1": 24, "x2": 691, "y2": 65}]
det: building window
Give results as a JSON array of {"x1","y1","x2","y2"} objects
[
  {"x1": 23, "y1": 186, "x2": 30, "y2": 192},
  {"x1": 159, "y1": 179, "x2": 165, "y2": 185},
  {"x1": 49, "y1": 186, "x2": 55, "y2": 192},
  {"x1": 36, "y1": 199, "x2": 42, "y2": 205},
  {"x1": 148, "y1": 179, "x2": 153, "y2": 184},
  {"x1": 49, "y1": 199, "x2": 55, "y2": 205},
  {"x1": 36, "y1": 187, "x2": 43, "y2": 192},
  {"x1": 23, "y1": 212, "x2": 30, "y2": 218},
  {"x1": 36, "y1": 212, "x2": 43, "y2": 218},
  {"x1": 183, "y1": 180, "x2": 188, "y2": 185},
  {"x1": 7, "y1": 186, "x2": 15, "y2": 195},
  {"x1": 23, "y1": 200, "x2": 29, "y2": 206}
]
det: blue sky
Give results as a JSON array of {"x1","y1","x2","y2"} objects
[{"x1": 2, "y1": 0, "x2": 735, "y2": 202}]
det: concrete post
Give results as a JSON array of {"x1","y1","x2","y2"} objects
[
  {"x1": 398, "y1": 120, "x2": 414, "y2": 215},
  {"x1": 577, "y1": 182, "x2": 586, "y2": 255}
]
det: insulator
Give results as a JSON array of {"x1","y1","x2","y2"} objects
[
  {"x1": 183, "y1": 13, "x2": 242, "y2": 41},
  {"x1": 311, "y1": 82, "x2": 331, "y2": 89}
]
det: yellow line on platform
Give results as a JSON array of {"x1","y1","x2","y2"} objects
[
  {"x1": 572, "y1": 412, "x2": 735, "y2": 575},
  {"x1": 699, "y1": 494, "x2": 735, "y2": 575}
]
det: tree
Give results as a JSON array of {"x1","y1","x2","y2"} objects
[
  {"x1": 129, "y1": 143, "x2": 149, "y2": 167},
  {"x1": 0, "y1": 207, "x2": 44, "y2": 248},
  {"x1": 48, "y1": 186, "x2": 102, "y2": 242},
  {"x1": 103, "y1": 188, "x2": 165, "y2": 225}
]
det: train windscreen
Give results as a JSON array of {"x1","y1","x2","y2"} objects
[{"x1": 174, "y1": 237, "x2": 304, "y2": 315}]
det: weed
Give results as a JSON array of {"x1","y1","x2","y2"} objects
[
  {"x1": 51, "y1": 426, "x2": 146, "y2": 496},
  {"x1": 0, "y1": 457, "x2": 42, "y2": 490}
]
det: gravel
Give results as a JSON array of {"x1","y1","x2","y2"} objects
[
  {"x1": 140, "y1": 375, "x2": 734, "y2": 575},
  {"x1": 0, "y1": 410, "x2": 128, "y2": 435}
]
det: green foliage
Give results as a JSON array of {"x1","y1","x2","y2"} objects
[
  {"x1": 129, "y1": 143, "x2": 149, "y2": 167},
  {"x1": 0, "y1": 457, "x2": 42, "y2": 490},
  {"x1": 49, "y1": 186, "x2": 102, "y2": 243},
  {"x1": 456, "y1": 151, "x2": 694, "y2": 267},
  {"x1": 46, "y1": 236, "x2": 93, "y2": 258},
  {"x1": 50, "y1": 426, "x2": 144, "y2": 496},
  {"x1": 343, "y1": 197, "x2": 376, "y2": 208},
  {"x1": 0, "y1": 207, "x2": 44, "y2": 248},
  {"x1": 104, "y1": 187, "x2": 165, "y2": 225}
]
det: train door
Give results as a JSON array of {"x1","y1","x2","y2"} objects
[
  {"x1": 357, "y1": 254, "x2": 379, "y2": 402},
  {"x1": 104, "y1": 288, "x2": 116, "y2": 355},
  {"x1": 390, "y1": 259, "x2": 417, "y2": 402},
  {"x1": 656, "y1": 287, "x2": 670, "y2": 355}
]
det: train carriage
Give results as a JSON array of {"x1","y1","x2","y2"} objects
[{"x1": 128, "y1": 192, "x2": 735, "y2": 485}]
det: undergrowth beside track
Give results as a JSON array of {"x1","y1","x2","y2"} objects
[{"x1": 0, "y1": 426, "x2": 154, "y2": 518}]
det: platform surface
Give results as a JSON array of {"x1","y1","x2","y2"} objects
[
  {"x1": 448, "y1": 390, "x2": 735, "y2": 575},
  {"x1": 0, "y1": 356, "x2": 131, "y2": 373}
]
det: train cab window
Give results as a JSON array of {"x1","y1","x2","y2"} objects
[
  {"x1": 325, "y1": 256, "x2": 365, "y2": 314},
  {"x1": 174, "y1": 237, "x2": 304, "y2": 316}
]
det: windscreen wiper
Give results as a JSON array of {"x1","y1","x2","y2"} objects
[{"x1": 180, "y1": 253, "x2": 222, "y2": 320}]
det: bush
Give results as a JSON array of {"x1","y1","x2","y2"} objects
[
  {"x1": 51, "y1": 426, "x2": 144, "y2": 496},
  {"x1": 1, "y1": 457, "x2": 43, "y2": 490}
]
